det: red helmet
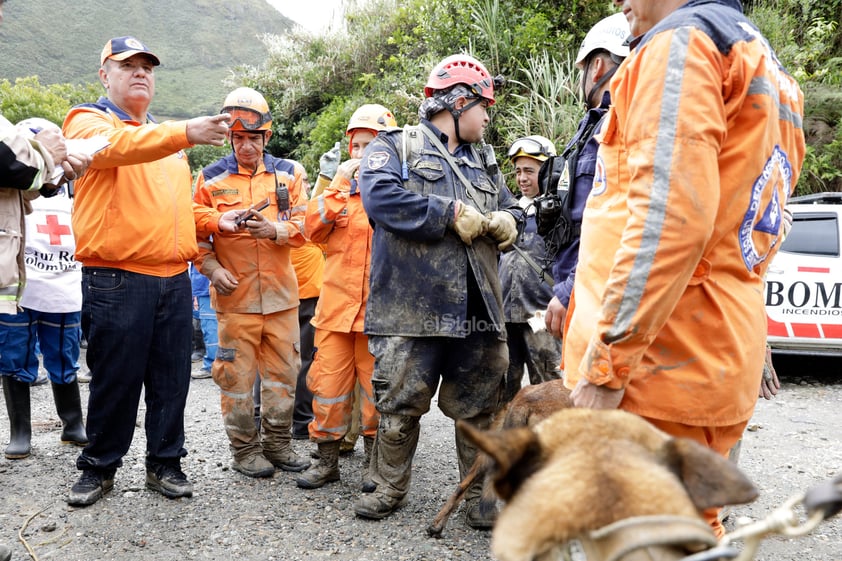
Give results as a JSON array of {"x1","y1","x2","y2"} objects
[{"x1": 424, "y1": 54, "x2": 495, "y2": 105}]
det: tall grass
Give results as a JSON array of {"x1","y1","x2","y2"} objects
[{"x1": 501, "y1": 51, "x2": 582, "y2": 149}]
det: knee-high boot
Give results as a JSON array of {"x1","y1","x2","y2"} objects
[
  {"x1": 456, "y1": 414, "x2": 498, "y2": 529},
  {"x1": 3, "y1": 376, "x2": 31, "y2": 459},
  {"x1": 361, "y1": 435, "x2": 376, "y2": 493},
  {"x1": 51, "y1": 380, "x2": 88, "y2": 446},
  {"x1": 353, "y1": 413, "x2": 419, "y2": 519}
]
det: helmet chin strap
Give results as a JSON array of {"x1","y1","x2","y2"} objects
[
  {"x1": 448, "y1": 97, "x2": 483, "y2": 144},
  {"x1": 581, "y1": 55, "x2": 620, "y2": 109}
]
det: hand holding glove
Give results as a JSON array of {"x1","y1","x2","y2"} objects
[
  {"x1": 759, "y1": 345, "x2": 780, "y2": 400},
  {"x1": 319, "y1": 141, "x2": 342, "y2": 180},
  {"x1": 451, "y1": 201, "x2": 488, "y2": 246},
  {"x1": 486, "y1": 211, "x2": 518, "y2": 250}
]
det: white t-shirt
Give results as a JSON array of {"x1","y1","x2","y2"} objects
[{"x1": 20, "y1": 186, "x2": 82, "y2": 313}]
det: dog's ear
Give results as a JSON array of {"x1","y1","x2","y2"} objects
[
  {"x1": 456, "y1": 420, "x2": 544, "y2": 501},
  {"x1": 660, "y1": 438, "x2": 759, "y2": 510}
]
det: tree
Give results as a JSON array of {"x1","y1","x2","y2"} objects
[{"x1": 0, "y1": 77, "x2": 100, "y2": 127}]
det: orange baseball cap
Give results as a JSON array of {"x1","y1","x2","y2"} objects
[{"x1": 100, "y1": 36, "x2": 160, "y2": 66}]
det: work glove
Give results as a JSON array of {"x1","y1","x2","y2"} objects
[
  {"x1": 486, "y1": 210, "x2": 518, "y2": 250},
  {"x1": 451, "y1": 200, "x2": 488, "y2": 246},
  {"x1": 759, "y1": 345, "x2": 780, "y2": 400},
  {"x1": 319, "y1": 141, "x2": 341, "y2": 180}
]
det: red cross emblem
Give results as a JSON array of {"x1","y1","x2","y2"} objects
[{"x1": 36, "y1": 214, "x2": 72, "y2": 245}]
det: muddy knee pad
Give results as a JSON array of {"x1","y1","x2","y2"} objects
[{"x1": 372, "y1": 413, "x2": 421, "y2": 496}]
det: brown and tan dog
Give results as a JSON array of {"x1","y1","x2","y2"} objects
[
  {"x1": 460, "y1": 408, "x2": 759, "y2": 561},
  {"x1": 427, "y1": 378, "x2": 573, "y2": 537}
]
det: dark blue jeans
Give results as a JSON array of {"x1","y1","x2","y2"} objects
[{"x1": 77, "y1": 267, "x2": 192, "y2": 473}]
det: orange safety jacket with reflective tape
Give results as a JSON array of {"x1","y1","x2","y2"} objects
[
  {"x1": 305, "y1": 174, "x2": 371, "y2": 333},
  {"x1": 63, "y1": 98, "x2": 197, "y2": 277},
  {"x1": 193, "y1": 153, "x2": 306, "y2": 314},
  {"x1": 563, "y1": 1, "x2": 805, "y2": 427}
]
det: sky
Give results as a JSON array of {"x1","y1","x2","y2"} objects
[{"x1": 265, "y1": 0, "x2": 346, "y2": 33}]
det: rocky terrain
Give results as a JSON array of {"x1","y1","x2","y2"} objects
[{"x1": 0, "y1": 357, "x2": 840, "y2": 561}]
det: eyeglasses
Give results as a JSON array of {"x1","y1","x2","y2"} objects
[
  {"x1": 507, "y1": 137, "x2": 554, "y2": 160},
  {"x1": 222, "y1": 106, "x2": 272, "y2": 130}
]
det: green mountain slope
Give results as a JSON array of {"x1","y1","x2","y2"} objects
[{"x1": 0, "y1": 0, "x2": 293, "y2": 119}]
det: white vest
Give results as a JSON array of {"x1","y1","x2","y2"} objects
[{"x1": 20, "y1": 186, "x2": 82, "y2": 313}]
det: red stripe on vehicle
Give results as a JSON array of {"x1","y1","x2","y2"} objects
[
  {"x1": 766, "y1": 315, "x2": 788, "y2": 337},
  {"x1": 791, "y1": 323, "x2": 821, "y2": 337},
  {"x1": 797, "y1": 266, "x2": 831, "y2": 273},
  {"x1": 822, "y1": 324, "x2": 842, "y2": 338}
]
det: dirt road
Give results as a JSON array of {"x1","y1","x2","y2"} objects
[{"x1": 0, "y1": 359, "x2": 840, "y2": 560}]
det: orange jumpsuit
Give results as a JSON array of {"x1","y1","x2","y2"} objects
[
  {"x1": 304, "y1": 173, "x2": 377, "y2": 442},
  {"x1": 193, "y1": 152, "x2": 306, "y2": 460},
  {"x1": 562, "y1": 3, "x2": 805, "y2": 535}
]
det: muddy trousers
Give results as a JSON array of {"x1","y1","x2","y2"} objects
[
  {"x1": 366, "y1": 333, "x2": 507, "y2": 501},
  {"x1": 214, "y1": 309, "x2": 300, "y2": 462}
]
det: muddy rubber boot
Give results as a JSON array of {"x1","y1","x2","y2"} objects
[
  {"x1": 263, "y1": 420, "x2": 311, "y2": 472},
  {"x1": 361, "y1": 435, "x2": 376, "y2": 493},
  {"x1": 342, "y1": 384, "x2": 362, "y2": 455},
  {"x1": 296, "y1": 440, "x2": 341, "y2": 489},
  {"x1": 51, "y1": 380, "x2": 89, "y2": 446},
  {"x1": 457, "y1": 415, "x2": 497, "y2": 530},
  {"x1": 354, "y1": 414, "x2": 419, "y2": 520},
  {"x1": 3, "y1": 376, "x2": 32, "y2": 459}
]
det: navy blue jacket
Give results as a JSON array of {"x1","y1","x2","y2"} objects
[
  {"x1": 360, "y1": 120, "x2": 523, "y2": 338},
  {"x1": 500, "y1": 202, "x2": 553, "y2": 322},
  {"x1": 551, "y1": 92, "x2": 610, "y2": 308}
]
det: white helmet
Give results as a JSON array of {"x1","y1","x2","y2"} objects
[
  {"x1": 15, "y1": 117, "x2": 60, "y2": 138},
  {"x1": 575, "y1": 12, "x2": 631, "y2": 69}
]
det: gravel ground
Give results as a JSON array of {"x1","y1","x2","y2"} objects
[{"x1": 1, "y1": 355, "x2": 840, "y2": 561}]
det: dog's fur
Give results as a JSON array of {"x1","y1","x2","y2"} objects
[
  {"x1": 427, "y1": 378, "x2": 573, "y2": 537},
  {"x1": 459, "y1": 407, "x2": 759, "y2": 561}
]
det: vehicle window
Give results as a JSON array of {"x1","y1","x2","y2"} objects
[{"x1": 780, "y1": 212, "x2": 840, "y2": 257}]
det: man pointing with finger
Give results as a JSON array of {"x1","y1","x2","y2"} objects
[{"x1": 62, "y1": 35, "x2": 232, "y2": 507}]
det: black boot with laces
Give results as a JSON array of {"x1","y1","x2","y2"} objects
[
  {"x1": 146, "y1": 464, "x2": 193, "y2": 499},
  {"x1": 68, "y1": 469, "x2": 115, "y2": 507}
]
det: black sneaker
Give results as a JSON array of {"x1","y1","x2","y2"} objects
[
  {"x1": 68, "y1": 469, "x2": 115, "y2": 507},
  {"x1": 146, "y1": 465, "x2": 193, "y2": 499}
]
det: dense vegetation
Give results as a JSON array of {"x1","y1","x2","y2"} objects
[
  {"x1": 238, "y1": 0, "x2": 842, "y2": 194},
  {"x1": 1, "y1": 0, "x2": 839, "y2": 193}
]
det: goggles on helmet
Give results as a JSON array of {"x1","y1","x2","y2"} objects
[
  {"x1": 507, "y1": 137, "x2": 554, "y2": 160},
  {"x1": 222, "y1": 106, "x2": 272, "y2": 130}
]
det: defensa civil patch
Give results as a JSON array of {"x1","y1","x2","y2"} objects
[{"x1": 366, "y1": 151, "x2": 390, "y2": 170}]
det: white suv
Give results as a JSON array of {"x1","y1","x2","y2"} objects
[{"x1": 765, "y1": 192, "x2": 842, "y2": 356}]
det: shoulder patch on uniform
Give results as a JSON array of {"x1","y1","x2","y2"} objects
[{"x1": 367, "y1": 151, "x2": 390, "y2": 170}]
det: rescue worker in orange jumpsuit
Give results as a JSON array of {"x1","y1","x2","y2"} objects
[
  {"x1": 296, "y1": 104, "x2": 398, "y2": 490},
  {"x1": 193, "y1": 87, "x2": 311, "y2": 478},
  {"x1": 564, "y1": 0, "x2": 806, "y2": 537}
]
